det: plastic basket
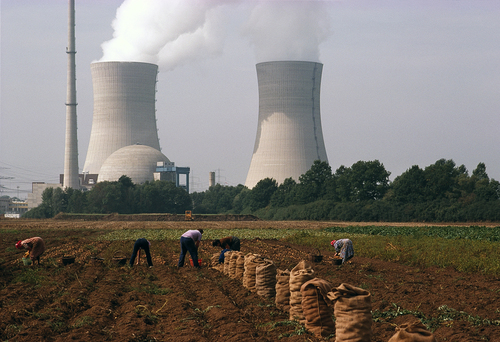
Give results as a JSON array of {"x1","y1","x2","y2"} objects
[
  {"x1": 332, "y1": 258, "x2": 342, "y2": 265},
  {"x1": 62, "y1": 255, "x2": 75, "y2": 266},
  {"x1": 189, "y1": 258, "x2": 202, "y2": 267}
]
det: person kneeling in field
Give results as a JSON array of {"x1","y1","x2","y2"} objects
[
  {"x1": 331, "y1": 239, "x2": 354, "y2": 264},
  {"x1": 16, "y1": 237, "x2": 45, "y2": 265},
  {"x1": 129, "y1": 238, "x2": 153, "y2": 268},
  {"x1": 212, "y1": 236, "x2": 240, "y2": 251}
]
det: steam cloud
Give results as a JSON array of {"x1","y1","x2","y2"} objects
[
  {"x1": 99, "y1": 0, "x2": 332, "y2": 69},
  {"x1": 243, "y1": 1, "x2": 332, "y2": 63}
]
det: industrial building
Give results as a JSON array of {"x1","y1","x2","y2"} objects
[
  {"x1": 75, "y1": 60, "x2": 189, "y2": 190},
  {"x1": 245, "y1": 61, "x2": 329, "y2": 189},
  {"x1": 154, "y1": 162, "x2": 190, "y2": 193}
]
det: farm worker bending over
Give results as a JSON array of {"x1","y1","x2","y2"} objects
[
  {"x1": 178, "y1": 229, "x2": 204, "y2": 268},
  {"x1": 129, "y1": 238, "x2": 153, "y2": 268},
  {"x1": 212, "y1": 236, "x2": 240, "y2": 251},
  {"x1": 16, "y1": 237, "x2": 45, "y2": 265},
  {"x1": 331, "y1": 239, "x2": 354, "y2": 264}
]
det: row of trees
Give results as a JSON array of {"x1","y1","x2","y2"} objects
[
  {"x1": 24, "y1": 176, "x2": 192, "y2": 218},
  {"x1": 25, "y1": 159, "x2": 500, "y2": 222},
  {"x1": 191, "y1": 159, "x2": 500, "y2": 222}
]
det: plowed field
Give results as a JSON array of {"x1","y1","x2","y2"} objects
[{"x1": 1, "y1": 220, "x2": 499, "y2": 341}]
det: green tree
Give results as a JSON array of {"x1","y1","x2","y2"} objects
[
  {"x1": 335, "y1": 160, "x2": 390, "y2": 201},
  {"x1": 86, "y1": 182, "x2": 112, "y2": 213},
  {"x1": 391, "y1": 165, "x2": 427, "y2": 203},
  {"x1": 351, "y1": 160, "x2": 390, "y2": 201},
  {"x1": 66, "y1": 187, "x2": 87, "y2": 213},
  {"x1": 246, "y1": 178, "x2": 278, "y2": 211},
  {"x1": 423, "y1": 159, "x2": 461, "y2": 201},
  {"x1": 296, "y1": 160, "x2": 333, "y2": 204},
  {"x1": 190, "y1": 191, "x2": 206, "y2": 213},
  {"x1": 270, "y1": 177, "x2": 298, "y2": 207},
  {"x1": 136, "y1": 180, "x2": 191, "y2": 214},
  {"x1": 197, "y1": 184, "x2": 245, "y2": 213},
  {"x1": 232, "y1": 187, "x2": 251, "y2": 214},
  {"x1": 471, "y1": 163, "x2": 500, "y2": 201},
  {"x1": 334, "y1": 165, "x2": 353, "y2": 202}
]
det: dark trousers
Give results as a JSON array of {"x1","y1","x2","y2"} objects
[
  {"x1": 230, "y1": 237, "x2": 241, "y2": 251},
  {"x1": 178, "y1": 236, "x2": 199, "y2": 267},
  {"x1": 129, "y1": 238, "x2": 153, "y2": 267}
]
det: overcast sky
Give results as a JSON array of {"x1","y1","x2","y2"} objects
[{"x1": 1, "y1": 0, "x2": 499, "y2": 199}]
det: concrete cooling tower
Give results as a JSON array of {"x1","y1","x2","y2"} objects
[
  {"x1": 245, "y1": 61, "x2": 329, "y2": 189},
  {"x1": 82, "y1": 61, "x2": 161, "y2": 175}
]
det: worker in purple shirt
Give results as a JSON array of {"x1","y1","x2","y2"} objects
[{"x1": 177, "y1": 229, "x2": 204, "y2": 268}]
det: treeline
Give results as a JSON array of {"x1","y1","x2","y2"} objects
[
  {"x1": 25, "y1": 159, "x2": 500, "y2": 222},
  {"x1": 24, "y1": 176, "x2": 191, "y2": 218},
  {"x1": 192, "y1": 159, "x2": 500, "y2": 222}
]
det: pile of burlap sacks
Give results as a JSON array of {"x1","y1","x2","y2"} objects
[{"x1": 210, "y1": 252, "x2": 436, "y2": 341}]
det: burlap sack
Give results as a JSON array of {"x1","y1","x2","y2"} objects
[
  {"x1": 275, "y1": 269, "x2": 291, "y2": 311},
  {"x1": 243, "y1": 254, "x2": 265, "y2": 292},
  {"x1": 328, "y1": 283, "x2": 372, "y2": 342},
  {"x1": 210, "y1": 252, "x2": 219, "y2": 266},
  {"x1": 388, "y1": 321, "x2": 437, "y2": 342},
  {"x1": 301, "y1": 278, "x2": 335, "y2": 338},
  {"x1": 234, "y1": 253, "x2": 246, "y2": 280},
  {"x1": 228, "y1": 251, "x2": 241, "y2": 278},
  {"x1": 223, "y1": 251, "x2": 233, "y2": 275},
  {"x1": 255, "y1": 260, "x2": 277, "y2": 298},
  {"x1": 289, "y1": 260, "x2": 315, "y2": 323},
  {"x1": 210, "y1": 252, "x2": 224, "y2": 272}
]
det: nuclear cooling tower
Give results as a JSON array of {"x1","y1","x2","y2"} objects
[
  {"x1": 82, "y1": 61, "x2": 161, "y2": 174},
  {"x1": 244, "y1": 61, "x2": 328, "y2": 189}
]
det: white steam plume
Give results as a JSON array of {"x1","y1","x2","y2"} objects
[
  {"x1": 99, "y1": 0, "x2": 332, "y2": 69},
  {"x1": 99, "y1": 0, "x2": 236, "y2": 70},
  {"x1": 242, "y1": 1, "x2": 332, "y2": 63}
]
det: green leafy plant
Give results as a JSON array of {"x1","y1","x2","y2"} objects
[
  {"x1": 71, "y1": 316, "x2": 95, "y2": 328},
  {"x1": 13, "y1": 268, "x2": 46, "y2": 286}
]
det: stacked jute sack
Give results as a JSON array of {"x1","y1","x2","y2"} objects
[
  {"x1": 210, "y1": 252, "x2": 223, "y2": 272},
  {"x1": 327, "y1": 283, "x2": 373, "y2": 341},
  {"x1": 289, "y1": 260, "x2": 316, "y2": 324},
  {"x1": 211, "y1": 255, "x2": 436, "y2": 341},
  {"x1": 275, "y1": 269, "x2": 291, "y2": 311},
  {"x1": 388, "y1": 321, "x2": 437, "y2": 342},
  {"x1": 223, "y1": 251, "x2": 245, "y2": 279},
  {"x1": 243, "y1": 254, "x2": 276, "y2": 294}
]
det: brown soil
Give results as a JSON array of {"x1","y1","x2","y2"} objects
[{"x1": 1, "y1": 220, "x2": 499, "y2": 341}]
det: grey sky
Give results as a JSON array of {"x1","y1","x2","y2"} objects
[{"x1": 1, "y1": 0, "x2": 499, "y2": 199}]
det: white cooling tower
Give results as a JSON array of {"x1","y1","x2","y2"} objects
[
  {"x1": 245, "y1": 61, "x2": 328, "y2": 189},
  {"x1": 82, "y1": 61, "x2": 161, "y2": 175}
]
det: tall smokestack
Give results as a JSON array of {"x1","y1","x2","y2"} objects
[
  {"x1": 82, "y1": 61, "x2": 161, "y2": 174},
  {"x1": 245, "y1": 61, "x2": 328, "y2": 189},
  {"x1": 63, "y1": 0, "x2": 80, "y2": 189}
]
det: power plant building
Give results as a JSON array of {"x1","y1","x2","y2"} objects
[
  {"x1": 245, "y1": 61, "x2": 329, "y2": 189},
  {"x1": 97, "y1": 144, "x2": 170, "y2": 185},
  {"x1": 81, "y1": 61, "x2": 189, "y2": 189}
]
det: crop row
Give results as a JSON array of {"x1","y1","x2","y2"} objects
[
  {"x1": 95, "y1": 228, "x2": 333, "y2": 241},
  {"x1": 324, "y1": 225, "x2": 500, "y2": 241}
]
